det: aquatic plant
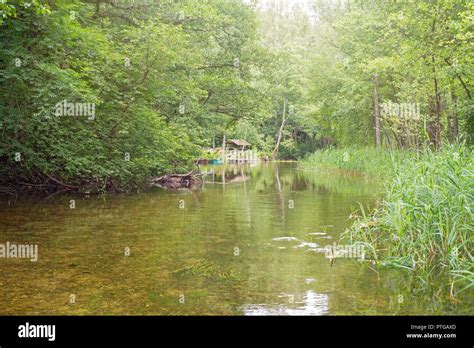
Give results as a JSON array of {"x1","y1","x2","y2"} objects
[
  {"x1": 300, "y1": 146, "x2": 410, "y2": 178},
  {"x1": 343, "y1": 143, "x2": 473, "y2": 299}
]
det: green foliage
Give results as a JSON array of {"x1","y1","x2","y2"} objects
[
  {"x1": 304, "y1": 0, "x2": 473, "y2": 148},
  {"x1": 1, "y1": 0, "x2": 473, "y2": 193},
  {"x1": 0, "y1": 0, "x2": 269, "y2": 192},
  {"x1": 301, "y1": 146, "x2": 409, "y2": 177},
  {"x1": 0, "y1": 0, "x2": 50, "y2": 24},
  {"x1": 343, "y1": 143, "x2": 474, "y2": 296}
]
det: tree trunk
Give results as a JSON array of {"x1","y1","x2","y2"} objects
[
  {"x1": 272, "y1": 99, "x2": 287, "y2": 160},
  {"x1": 433, "y1": 73, "x2": 442, "y2": 149},
  {"x1": 380, "y1": 118, "x2": 394, "y2": 152},
  {"x1": 451, "y1": 91, "x2": 459, "y2": 141},
  {"x1": 372, "y1": 74, "x2": 381, "y2": 146},
  {"x1": 428, "y1": 56, "x2": 442, "y2": 149},
  {"x1": 222, "y1": 134, "x2": 226, "y2": 162},
  {"x1": 430, "y1": 20, "x2": 441, "y2": 149},
  {"x1": 392, "y1": 128, "x2": 402, "y2": 149},
  {"x1": 444, "y1": 93, "x2": 453, "y2": 143},
  {"x1": 427, "y1": 98, "x2": 437, "y2": 147}
]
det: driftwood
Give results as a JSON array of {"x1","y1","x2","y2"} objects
[
  {"x1": 0, "y1": 169, "x2": 210, "y2": 196},
  {"x1": 150, "y1": 171, "x2": 203, "y2": 189}
]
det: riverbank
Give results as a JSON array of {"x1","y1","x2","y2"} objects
[
  {"x1": 302, "y1": 143, "x2": 474, "y2": 301},
  {"x1": 300, "y1": 146, "x2": 410, "y2": 178}
]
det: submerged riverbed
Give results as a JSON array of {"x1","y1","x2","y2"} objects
[{"x1": 0, "y1": 163, "x2": 470, "y2": 315}]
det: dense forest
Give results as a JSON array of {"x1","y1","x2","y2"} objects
[{"x1": 1, "y1": 0, "x2": 472, "y2": 193}]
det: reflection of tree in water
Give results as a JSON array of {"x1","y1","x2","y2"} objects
[{"x1": 202, "y1": 163, "x2": 381, "y2": 197}]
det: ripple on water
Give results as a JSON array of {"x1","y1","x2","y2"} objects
[
  {"x1": 272, "y1": 237, "x2": 299, "y2": 241},
  {"x1": 242, "y1": 290, "x2": 329, "y2": 316},
  {"x1": 294, "y1": 241, "x2": 318, "y2": 249}
]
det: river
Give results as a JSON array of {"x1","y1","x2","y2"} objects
[{"x1": 0, "y1": 163, "x2": 469, "y2": 315}]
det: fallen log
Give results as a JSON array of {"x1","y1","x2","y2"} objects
[{"x1": 150, "y1": 171, "x2": 202, "y2": 189}]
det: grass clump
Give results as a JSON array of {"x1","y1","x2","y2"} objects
[
  {"x1": 300, "y1": 146, "x2": 409, "y2": 177},
  {"x1": 343, "y1": 143, "x2": 473, "y2": 299}
]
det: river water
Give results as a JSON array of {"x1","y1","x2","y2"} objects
[{"x1": 0, "y1": 163, "x2": 470, "y2": 314}]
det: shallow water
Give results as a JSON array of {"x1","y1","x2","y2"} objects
[{"x1": 0, "y1": 163, "x2": 470, "y2": 315}]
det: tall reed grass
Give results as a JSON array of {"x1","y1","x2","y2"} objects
[
  {"x1": 341, "y1": 143, "x2": 473, "y2": 298},
  {"x1": 300, "y1": 146, "x2": 409, "y2": 177},
  {"x1": 302, "y1": 143, "x2": 473, "y2": 298}
]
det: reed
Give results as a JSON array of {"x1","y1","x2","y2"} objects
[
  {"x1": 300, "y1": 146, "x2": 409, "y2": 177},
  {"x1": 342, "y1": 143, "x2": 473, "y2": 297}
]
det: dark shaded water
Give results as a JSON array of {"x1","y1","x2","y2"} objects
[{"x1": 0, "y1": 163, "x2": 470, "y2": 315}]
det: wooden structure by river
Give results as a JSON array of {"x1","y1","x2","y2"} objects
[{"x1": 222, "y1": 139, "x2": 259, "y2": 163}]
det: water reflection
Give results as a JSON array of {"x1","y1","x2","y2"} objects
[
  {"x1": 201, "y1": 162, "x2": 381, "y2": 196},
  {"x1": 0, "y1": 163, "x2": 470, "y2": 315},
  {"x1": 243, "y1": 290, "x2": 329, "y2": 316}
]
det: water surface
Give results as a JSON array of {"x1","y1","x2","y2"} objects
[{"x1": 0, "y1": 163, "x2": 470, "y2": 315}]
